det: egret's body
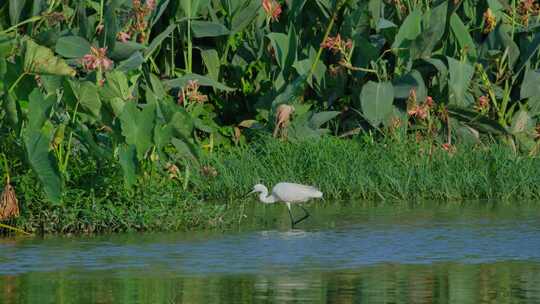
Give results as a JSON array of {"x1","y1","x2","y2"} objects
[{"x1": 249, "y1": 182, "x2": 323, "y2": 227}]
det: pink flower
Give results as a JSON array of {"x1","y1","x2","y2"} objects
[
  {"x1": 262, "y1": 0, "x2": 282, "y2": 22},
  {"x1": 442, "y1": 143, "x2": 456, "y2": 154},
  {"x1": 408, "y1": 105, "x2": 428, "y2": 120},
  {"x1": 82, "y1": 47, "x2": 113, "y2": 71},
  {"x1": 321, "y1": 34, "x2": 353, "y2": 54},
  {"x1": 117, "y1": 31, "x2": 131, "y2": 42}
]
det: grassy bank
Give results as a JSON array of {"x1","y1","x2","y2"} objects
[{"x1": 4, "y1": 136, "x2": 540, "y2": 234}]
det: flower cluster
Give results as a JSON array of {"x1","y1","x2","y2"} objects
[
  {"x1": 131, "y1": 0, "x2": 157, "y2": 42},
  {"x1": 483, "y1": 8, "x2": 497, "y2": 33},
  {"x1": 407, "y1": 90, "x2": 435, "y2": 120},
  {"x1": 321, "y1": 34, "x2": 353, "y2": 54},
  {"x1": 82, "y1": 47, "x2": 113, "y2": 71},
  {"x1": 262, "y1": 0, "x2": 282, "y2": 22},
  {"x1": 517, "y1": 0, "x2": 540, "y2": 26},
  {"x1": 177, "y1": 80, "x2": 208, "y2": 105},
  {"x1": 475, "y1": 95, "x2": 490, "y2": 113}
]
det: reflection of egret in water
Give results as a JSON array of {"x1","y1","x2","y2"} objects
[{"x1": 248, "y1": 182, "x2": 323, "y2": 228}]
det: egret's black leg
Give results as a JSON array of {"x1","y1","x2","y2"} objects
[
  {"x1": 292, "y1": 205, "x2": 310, "y2": 226},
  {"x1": 286, "y1": 203, "x2": 295, "y2": 228}
]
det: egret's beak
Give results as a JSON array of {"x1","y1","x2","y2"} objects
[{"x1": 243, "y1": 189, "x2": 255, "y2": 199}]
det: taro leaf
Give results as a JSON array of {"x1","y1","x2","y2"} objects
[
  {"x1": 76, "y1": 124, "x2": 112, "y2": 160},
  {"x1": 149, "y1": 73, "x2": 167, "y2": 99},
  {"x1": 2, "y1": 91, "x2": 21, "y2": 132},
  {"x1": 293, "y1": 58, "x2": 326, "y2": 87},
  {"x1": 24, "y1": 40, "x2": 76, "y2": 76},
  {"x1": 368, "y1": 0, "x2": 381, "y2": 26},
  {"x1": 171, "y1": 137, "x2": 198, "y2": 160},
  {"x1": 450, "y1": 13, "x2": 477, "y2": 58},
  {"x1": 410, "y1": 1, "x2": 449, "y2": 59},
  {"x1": 517, "y1": 31, "x2": 540, "y2": 73},
  {"x1": 100, "y1": 71, "x2": 131, "y2": 101},
  {"x1": 267, "y1": 31, "x2": 297, "y2": 72},
  {"x1": 392, "y1": 9, "x2": 422, "y2": 48},
  {"x1": 27, "y1": 89, "x2": 55, "y2": 131},
  {"x1": 520, "y1": 68, "x2": 540, "y2": 100},
  {"x1": 110, "y1": 42, "x2": 145, "y2": 61},
  {"x1": 191, "y1": 21, "x2": 230, "y2": 38},
  {"x1": 447, "y1": 57, "x2": 474, "y2": 106},
  {"x1": 55, "y1": 36, "x2": 91, "y2": 58},
  {"x1": 422, "y1": 57, "x2": 449, "y2": 89},
  {"x1": 118, "y1": 144, "x2": 137, "y2": 188},
  {"x1": 119, "y1": 102, "x2": 156, "y2": 160},
  {"x1": 24, "y1": 89, "x2": 62, "y2": 204},
  {"x1": 104, "y1": 4, "x2": 119, "y2": 51},
  {"x1": 309, "y1": 111, "x2": 340, "y2": 129},
  {"x1": 40, "y1": 75, "x2": 63, "y2": 94},
  {"x1": 116, "y1": 51, "x2": 144, "y2": 72},
  {"x1": 230, "y1": 0, "x2": 261, "y2": 34},
  {"x1": 510, "y1": 109, "x2": 534, "y2": 134},
  {"x1": 484, "y1": 24, "x2": 520, "y2": 69},
  {"x1": 200, "y1": 49, "x2": 220, "y2": 81},
  {"x1": 170, "y1": 109, "x2": 194, "y2": 137},
  {"x1": 164, "y1": 73, "x2": 234, "y2": 91},
  {"x1": 24, "y1": 129, "x2": 62, "y2": 204},
  {"x1": 360, "y1": 81, "x2": 394, "y2": 127},
  {"x1": 393, "y1": 70, "x2": 427, "y2": 102},
  {"x1": 9, "y1": 0, "x2": 26, "y2": 25},
  {"x1": 179, "y1": 0, "x2": 210, "y2": 17},
  {"x1": 76, "y1": 81, "x2": 102, "y2": 119},
  {"x1": 154, "y1": 123, "x2": 173, "y2": 153}
]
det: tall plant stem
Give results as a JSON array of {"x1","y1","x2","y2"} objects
[
  {"x1": 306, "y1": 2, "x2": 343, "y2": 86},
  {"x1": 0, "y1": 16, "x2": 42, "y2": 35}
]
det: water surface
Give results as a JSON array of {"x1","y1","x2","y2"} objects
[{"x1": 1, "y1": 201, "x2": 539, "y2": 303}]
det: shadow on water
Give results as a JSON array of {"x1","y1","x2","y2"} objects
[{"x1": 1, "y1": 201, "x2": 540, "y2": 303}]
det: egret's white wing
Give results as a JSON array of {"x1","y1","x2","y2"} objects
[{"x1": 272, "y1": 182, "x2": 323, "y2": 202}]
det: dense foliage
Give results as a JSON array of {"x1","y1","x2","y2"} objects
[{"x1": 1, "y1": 0, "x2": 540, "y2": 205}]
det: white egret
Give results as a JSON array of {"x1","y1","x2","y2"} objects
[{"x1": 248, "y1": 182, "x2": 323, "y2": 227}]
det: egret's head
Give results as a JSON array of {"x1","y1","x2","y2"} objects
[{"x1": 251, "y1": 184, "x2": 266, "y2": 193}]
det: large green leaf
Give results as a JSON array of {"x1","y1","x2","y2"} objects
[
  {"x1": 55, "y1": 36, "x2": 91, "y2": 58},
  {"x1": 410, "y1": 1, "x2": 449, "y2": 59},
  {"x1": 179, "y1": 0, "x2": 210, "y2": 17},
  {"x1": 119, "y1": 102, "x2": 156, "y2": 160},
  {"x1": 24, "y1": 39, "x2": 76, "y2": 76},
  {"x1": 164, "y1": 73, "x2": 234, "y2": 91},
  {"x1": 200, "y1": 49, "x2": 220, "y2": 81},
  {"x1": 24, "y1": 129, "x2": 62, "y2": 204},
  {"x1": 450, "y1": 13, "x2": 477, "y2": 59},
  {"x1": 520, "y1": 68, "x2": 540, "y2": 100},
  {"x1": 447, "y1": 57, "x2": 474, "y2": 106},
  {"x1": 392, "y1": 9, "x2": 421, "y2": 48},
  {"x1": 118, "y1": 144, "x2": 137, "y2": 188},
  {"x1": 27, "y1": 89, "x2": 55, "y2": 131},
  {"x1": 117, "y1": 51, "x2": 144, "y2": 72},
  {"x1": 360, "y1": 81, "x2": 394, "y2": 127},
  {"x1": 74, "y1": 81, "x2": 102, "y2": 119},
  {"x1": 9, "y1": 0, "x2": 26, "y2": 25},
  {"x1": 230, "y1": 0, "x2": 260, "y2": 34},
  {"x1": 191, "y1": 21, "x2": 230, "y2": 38}
]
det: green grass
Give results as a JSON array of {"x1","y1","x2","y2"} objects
[{"x1": 4, "y1": 136, "x2": 540, "y2": 234}]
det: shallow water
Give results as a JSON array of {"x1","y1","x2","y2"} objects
[{"x1": 1, "y1": 201, "x2": 540, "y2": 303}]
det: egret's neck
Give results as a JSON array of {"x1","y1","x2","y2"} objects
[{"x1": 258, "y1": 187, "x2": 277, "y2": 204}]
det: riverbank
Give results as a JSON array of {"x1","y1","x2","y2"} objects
[{"x1": 4, "y1": 137, "x2": 540, "y2": 234}]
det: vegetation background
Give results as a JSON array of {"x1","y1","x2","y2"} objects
[{"x1": 1, "y1": 0, "x2": 540, "y2": 233}]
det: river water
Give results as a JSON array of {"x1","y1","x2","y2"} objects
[{"x1": 0, "y1": 201, "x2": 539, "y2": 303}]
